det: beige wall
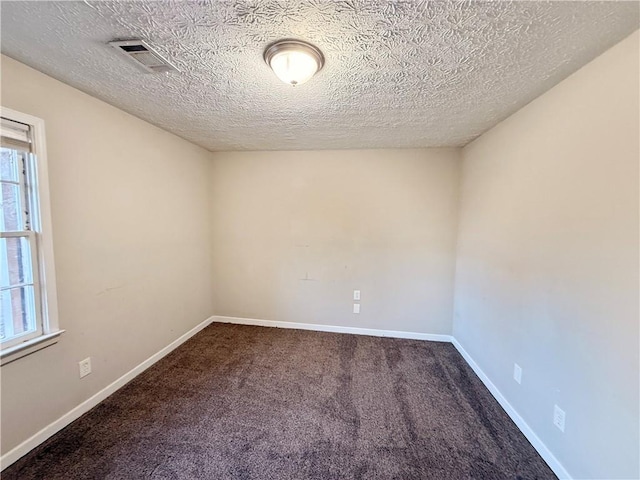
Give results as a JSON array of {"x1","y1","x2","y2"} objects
[
  {"x1": 3, "y1": 29, "x2": 638, "y2": 478},
  {"x1": 453, "y1": 31, "x2": 639, "y2": 479},
  {"x1": 0, "y1": 56, "x2": 213, "y2": 454},
  {"x1": 210, "y1": 149, "x2": 461, "y2": 334}
]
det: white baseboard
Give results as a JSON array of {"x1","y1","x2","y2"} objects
[
  {"x1": 1, "y1": 314, "x2": 571, "y2": 480},
  {"x1": 451, "y1": 338, "x2": 572, "y2": 480},
  {"x1": 0, "y1": 316, "x2": 215, "y2": 471},
  {"x1": 214, "y1": 316, "x2": 569, "y2": 478},
  {"x1": 211, "y1": 315, "x2": 453, "y2": 342}
]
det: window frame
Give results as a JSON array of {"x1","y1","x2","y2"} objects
[
  {"x1": 1, "y1": 232, "x2": 44, "y2": 347},
  {"x1": 1, "y1": 107, "x2": 62, "y2": 365}
]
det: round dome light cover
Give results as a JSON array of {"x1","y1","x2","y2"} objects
[{"x1": 264, "y1": 40, "x2": 324, "y2": 86}]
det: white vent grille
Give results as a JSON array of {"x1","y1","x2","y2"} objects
[{"x1": 108, "y1": 39, "x2": 179, "y2": 74}]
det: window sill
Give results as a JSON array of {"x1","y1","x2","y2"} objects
[{"x1": 1, "y1": 330, "x2": 65, "y2": 366}]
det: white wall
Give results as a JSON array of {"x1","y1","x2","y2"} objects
[
  {"x1": 210, "y1": 149, "x2": 461, "y2": 334},
  {"x1": 0, "y1": 56, "x2": 214, "y2": 455},
  {"x1": 453, "y1": 31, "x2": 639, "y2": 480}
]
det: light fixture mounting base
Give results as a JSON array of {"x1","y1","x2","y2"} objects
[{"x1": 263, "y1": 39, "x2": 325, "y2": 73}]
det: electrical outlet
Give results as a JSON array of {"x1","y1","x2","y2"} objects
[
  {"x1": 553, "y1": 405, "x2": 566, "y2": 432},
  {"x1": 513, "y1": 363, "x2": 522, "y2": 384},
  {"x1": 79, "y1": 357, "x2": 92, "y2": 378},
  {"x1": 353, "y1": 303, "x2": 360, "y2": 314},
  {"x1": 353, "y1": 290, "x2": 361, "y2": 301}
]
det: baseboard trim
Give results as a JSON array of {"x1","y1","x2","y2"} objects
[
  {"x1": 213, "y1": 316, "x2": 569, "y2": 478},
  {"x1": 0, "y1": 316, "x2": 215, "y2": 471},
  {"x1": 1, "y1": 315, "x2": 571, "y2": 480},
  {"x1": 211, "y1": 315, "x2": 453, "y2": 342},
  {"x1": 451, "y1": 338, "x2": 572, "y2": 480}
]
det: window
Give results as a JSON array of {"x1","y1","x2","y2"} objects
[{"x1": 1, "y1": 108, "x2": 61, "y2": 364}]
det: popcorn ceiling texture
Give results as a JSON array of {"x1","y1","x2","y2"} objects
[{"x1": 1, "y1": 1, "x2": 638, "y2": 151}]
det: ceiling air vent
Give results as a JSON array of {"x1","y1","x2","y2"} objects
[{"x1": 108, "y1": 39, "x2": 179, "y2": 74}]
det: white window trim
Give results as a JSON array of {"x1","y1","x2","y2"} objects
[{"x1": 1, "y1": 107, "x2": 63, "y2": 365}]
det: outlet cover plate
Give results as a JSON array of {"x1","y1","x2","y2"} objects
[
  {"x1": 553, "y1": 404, "x2": 566, "y2": 432},
  {"x1": 513, "y1": 363, "x2": 522, "y2": 384},
  {"x1": 79, "y1": 357, "x2": 92, "y2": 378}
]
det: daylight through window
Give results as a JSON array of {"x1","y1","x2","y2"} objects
[{"x1": 0, "y1": 112, "x2": 60, "y2": 356}]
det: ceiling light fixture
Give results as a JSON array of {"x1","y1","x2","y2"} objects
[{"x1": 264, "y1": 39, "x2": 324, "y2": 86}]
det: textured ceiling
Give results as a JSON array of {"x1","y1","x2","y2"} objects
[{"x1": 1, "y1": 1, "x2": 638, "y2": 151}]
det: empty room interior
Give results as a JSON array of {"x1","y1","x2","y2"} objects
[{"x1": 0, "y1": 1, "x2": 638, "y2": 479}]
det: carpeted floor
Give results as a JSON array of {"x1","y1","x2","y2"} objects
[{"x1": 3, "y1": 324, "x2": 556, "y2": 480}]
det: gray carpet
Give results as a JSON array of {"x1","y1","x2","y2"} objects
[{"x1": 3, "y1": 324, "x2": 556, "y2": 479}]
